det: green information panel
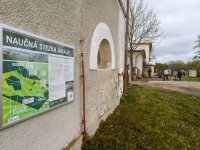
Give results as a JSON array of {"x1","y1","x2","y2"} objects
[{"x1": 0, "y1": 25, "x2": 74, "y2": 127}]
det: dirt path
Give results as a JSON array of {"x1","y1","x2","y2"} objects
[{"x1": 132, "y1": 81, "x2": 200, "y2": 97}]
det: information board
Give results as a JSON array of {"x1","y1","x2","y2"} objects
[{"x1": 0, "y1": 24, "x2": 74, "y2": 127}]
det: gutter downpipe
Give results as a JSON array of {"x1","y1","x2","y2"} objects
[
  {"x1": 80, "y1": 0, "x2": 86, "y2": 144},
  {"x1": 81, "y1": 53, "x2": 86, "y2": 144},
  {"x1": 123, "y1": 0, "x2": 130, "y2": 96}
]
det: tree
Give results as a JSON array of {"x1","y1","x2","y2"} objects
[
  {"x1": 193, "y1": 35, "x2": 200, "y2": 60},
  {"x1": 129, "y1": 0, "x2": 164, "y2": 79},
  {"x1": 170, "y1": 60, "x2": 187, "y2": 71},
  {"x1": 155, "y1": 63, "x2": 169, "y2": 72}
]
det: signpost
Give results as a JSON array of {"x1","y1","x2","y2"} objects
[{"x1": 0, "y1": 24, "x2": 74, "y2": 128}]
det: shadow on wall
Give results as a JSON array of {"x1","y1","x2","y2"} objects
[{"x1": 97, "y1": 39, "x2": 112, "y2": 69}]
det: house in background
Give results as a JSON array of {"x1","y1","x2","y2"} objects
[
  {"x1": 188, "y1": 70, "x2": 197, "y2": 77},
  {"x1": 146, "y1": 62, "x2": 156, "y2": 77},
  {"x1": 131, "y1": 49, "x2": 146, "y2": 80},
  {"x1": 130, "y1": 42, "x2": 155, "y2": 80}
]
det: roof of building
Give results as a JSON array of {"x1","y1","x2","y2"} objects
[
  {"x1": 138, "y1": 42, "x2": 152, "y2": 52},
  {"x1": 146, "y1": 62, "x2": 155, "y2": 66},
  {"x1": 132, "y1": 49, "x2": 146, "y2": 58}
]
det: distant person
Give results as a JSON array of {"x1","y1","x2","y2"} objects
[
  {"x1": 177, "y1": 71, "x2": 182, "y2": 81},
  {"x1": 182, "y1": 71, "x2": 185, "y2": 77},
  {"x1": 163, "y1": 69, "x2": 169, "y2": 81},
  {"x1": 148, "y1": 68, "x2": 152, "y2": 78},
  {"x1": 160, "y1": 70, "x2": 164, "y2": 79}
]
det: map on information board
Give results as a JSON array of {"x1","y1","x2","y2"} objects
[
  {"x1": 3, "y1": 49, "x2": 49, "y2": 124},
  {"x1": 1, "y1": 26, "x2": 74, "y2": 127}
]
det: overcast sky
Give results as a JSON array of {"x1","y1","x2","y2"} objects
[{"x1": 146, "y1": 0, "x2": 200, "y2": 63}]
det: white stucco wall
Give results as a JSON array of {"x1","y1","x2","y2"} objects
[
  {"x1": 0, "y1": 0, "x2": 125, "y2": 150},
  {"x1": 118, "y1": 9, "x2": 125, "y2": 95},
  {"x1": 87, "y1": 23, "x2": 118, "y2": 135},
  {"x1": 136, "y1": 44, "x2": 150, "y2": 62},
  {"x1": 0, "y1": 1, "x2": 82, "y2": 150},
  {"x1": 90, "y1": 23, "x2": 115, "y2": 70},
  {"x1": 147, "y1": 65, "x2": 155, "y2": 77},
  {"x1": 133, "y1": 52, "x2": 144, "y2": 76},
  {"x1": 84, "y1": 0, "x2": 123, "y2": 137},
  {"x1": 189, "y1": 70, "x2": 197, "y2": 77},
  {"x1": 118, "y1": 11, "x2": 125, "y2": 73},
  {"x1": 150, "y1": 66, "x2": 155, "y2": 77}
]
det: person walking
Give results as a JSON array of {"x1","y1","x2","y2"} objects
[
  {"x1": 177, "y1": 71, "x2": 182, "y2": 81},
  {"x1": 163, "y1": 69, "x2": 169, "y2": 81},
  {"x1": 182, "y1": 71, "x2": 185, "y2": 77},
  {"x1": 148, "y1": 68, "x2": 152, "y2": 78}
]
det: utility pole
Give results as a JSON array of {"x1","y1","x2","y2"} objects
[{"x1": 123, "y1": 0, "x2": 130, "y2": 96}]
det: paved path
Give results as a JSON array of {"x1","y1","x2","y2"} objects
[{"x1": 132, "y1": 80, "x2": 200, "y2": 97}]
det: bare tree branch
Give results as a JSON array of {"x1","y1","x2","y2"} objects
[
  {"x1": 129, "y1": 0, "x2": 164, "y2": 51},
  {"x1": 193, "y1": 35, "x2": 200, "y2": 60},
  {"x1": 128, "y1": 0, "x2": 165, "y2": 80}
]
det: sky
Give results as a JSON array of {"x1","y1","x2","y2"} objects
[{"x1": 146, "y1": 0, "x2": 200, "y2": 63}]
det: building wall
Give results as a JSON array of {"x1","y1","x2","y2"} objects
[
  {"x1": 133, "y1": 52, "x2": 144, "y2": 77},
  {"x1": 150, "y1": 66, "x2": 155, "y2": 77},
  {"x1": 189, "y1": 70, "x2": 197, "y2": 77},
  {"x1": 118, "y1": 8, "x2": 125, "y2": 95},
  {"x1": 0, "y1": 0, "x2": 125, "y2": 149},
  {"x1": 82, "y1": 0, "x2": 122, "y2": 136},
  {"x1": 127, "y1": 55, "x2": 132, "y2": 82},
  {"x1": 135, "y1": 43, "x2": 156, "y2": 78},
  {"x1": 0, "y1": 1, "x2": 83, "y2": 150},
  {"x1": 136, "y1": 44, "x2": 150, "y2": 62}
]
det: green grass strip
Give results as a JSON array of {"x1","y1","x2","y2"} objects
[{"x1": 82, "y1": 85, "x2": 200, "y2": 150}]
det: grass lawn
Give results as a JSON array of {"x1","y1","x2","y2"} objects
[{"x1": 82, "y1": 85, "x2": 200, "y2": 150}]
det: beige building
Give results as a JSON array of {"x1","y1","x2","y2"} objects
[
  {"x1": 130, "y1": 43, "x2": 155, "y2": 79},
  {"x1": 188, "y1": 70, "x2": 197, "y2": 77},
  {"x1": 0, "y1": 0, "x2": 127, "y2": 149}
]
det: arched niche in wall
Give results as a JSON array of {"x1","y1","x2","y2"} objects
[
  {"x1": 97, "y1": 39, "x2": 112, "y2": 69},
  {"x1": 90, "y1": 23, "x2": 115, "y2": 70}
]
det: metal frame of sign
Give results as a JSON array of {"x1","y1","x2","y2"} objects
[{"x1": 0, "y1": 23, "x2": 75, "y2": 129}]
